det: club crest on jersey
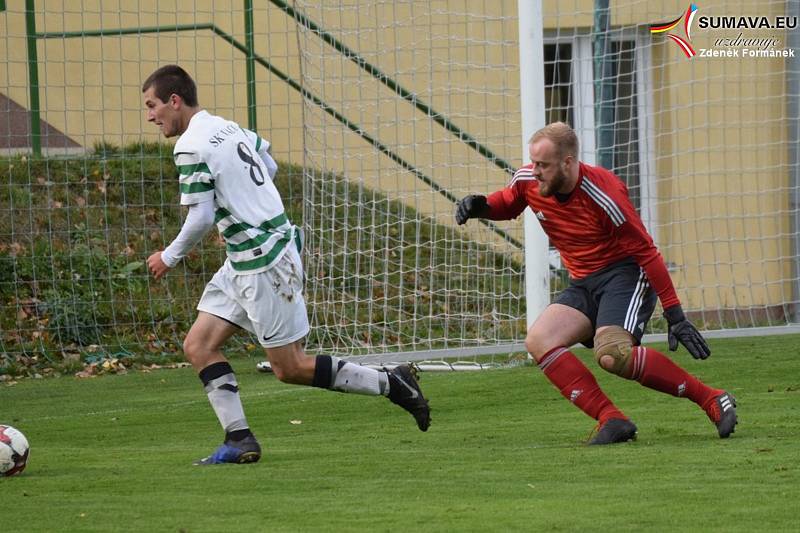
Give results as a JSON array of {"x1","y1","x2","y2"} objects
[{"x1": 208, "y1": 124, "x2": 240, "y2": 147}]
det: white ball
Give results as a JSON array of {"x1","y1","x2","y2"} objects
[{"x1": 0, "y1": 425, "x2": 30, "y2": 477}]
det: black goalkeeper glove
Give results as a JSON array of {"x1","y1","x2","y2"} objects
[
  {"x1": 455, "y1": 195, "x2": 489, "y2": 225},
  {"x1": 664, "y1": 305, "x2": 711, "y2": 360}
]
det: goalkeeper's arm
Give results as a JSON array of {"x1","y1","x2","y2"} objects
[
  {"x1": 455, "y1": 186, "x2": 528, "y2": 225},
  {"x1": 160, "y1": 199, "x2": 216, "y2": 267}
]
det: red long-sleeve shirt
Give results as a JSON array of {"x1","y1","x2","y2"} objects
[{"x1": 486, "y1": 162, "x2": 679, "y2": 310}]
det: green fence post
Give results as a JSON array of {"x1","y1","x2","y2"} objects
[
  {"x1": 244, "y1": 0, "x2": 257, "y2": 131},
  {"x1": 25, "y1": 0, "x2": 42, "y2": 156}
]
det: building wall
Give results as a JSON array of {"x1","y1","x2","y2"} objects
[{"x1": 0, "y1": 0, "x2": 794, "y2": 314}]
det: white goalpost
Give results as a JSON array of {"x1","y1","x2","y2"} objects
[{"x1": 518, "y1": 0, "x2": 550, "y2": 331}]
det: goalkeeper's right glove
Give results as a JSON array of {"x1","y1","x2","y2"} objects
[
  {"x1": 664, "y1": 305, "x2": 711, "y2": 360},
  {"x1": 455, "y1": 195, "x2": 489, "y2": 225}
]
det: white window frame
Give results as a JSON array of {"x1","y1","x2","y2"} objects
[{"x1": 543, "y1": 29, "x2": 657, "y2": 242}]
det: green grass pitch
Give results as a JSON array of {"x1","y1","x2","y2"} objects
[{"x1": 1, "y1": 334, "x2": 799, "y2": 532}]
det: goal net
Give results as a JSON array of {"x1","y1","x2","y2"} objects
[
  {"x1": 1, "y1": 1, "x2": 798, "y2": 373},
  {"x1": 293, "y1": 0, "x2": 800, "y2": 363},
  {"x1": 290, "y1": 2, "x2": 527, "y2": 364}
]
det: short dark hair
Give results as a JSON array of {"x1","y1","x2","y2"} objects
[{"x1": 141, "y1": 65, "x2": 198, "y2": 107}]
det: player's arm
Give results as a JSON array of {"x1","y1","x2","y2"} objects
[
  {"x1": 455, "y1": 169, "x2": 529, "y2": 224},
  {"x1": 243, "y1": 128, "x2": 278, "y2": 180},
  {"x1": 611, "y1": 187, "x2": 711, "y2": 359},
  {"x1": 148, "y1": 152, "x2": 217, "y2": 280},
  {"x1": 148, "y1": 199, "x2": 215, "y2": 278}
]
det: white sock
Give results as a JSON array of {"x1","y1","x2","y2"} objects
[
  {"x1": 200, "y1": 363, "x2": 249, "y2": 433},
  {"x1": 313, "y1": 355, "x2": 389, "y2": 396},
  {"x1": 333, "y1": 362, "x2": 389, "y2": 395}
]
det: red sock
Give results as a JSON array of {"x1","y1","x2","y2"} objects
[
  {"x1": 539, "y1": 347, "x2": 627, "y2": 424},
  {"x1": 628, "y1": 346, "x2": 722, "y2": 411}
]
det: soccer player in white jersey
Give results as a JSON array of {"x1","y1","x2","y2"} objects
[{"x1": 142, "y1": 65, "x2": 430, "y2": 465}]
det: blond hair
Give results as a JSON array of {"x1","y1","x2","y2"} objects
[{"x1": 528, "y1": 122, "x2": 579, "y2": 159}]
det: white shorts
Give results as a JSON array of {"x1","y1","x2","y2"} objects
[{"x1": 197, "y1": 247, "x2": 310, "y2": 348}]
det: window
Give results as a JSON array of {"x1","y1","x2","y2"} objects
[{"x1": 542, "y1": 34, "x2": 653, "y2": 225}]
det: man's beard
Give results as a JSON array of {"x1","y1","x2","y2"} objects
[{"x1": 538, "y1": 167, "x2": 568, "y2": 197}]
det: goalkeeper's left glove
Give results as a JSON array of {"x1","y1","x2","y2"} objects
[
  {"x1": 455, "y1": 195, "x2": 489, "y2": 225},
  {"x1": 664, "y1": 305, "x2": 711, "y2": 360}
]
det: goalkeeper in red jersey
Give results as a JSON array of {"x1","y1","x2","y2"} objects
[{"x1": 456, "y1": 122, "x2": 737, "y2": 444}]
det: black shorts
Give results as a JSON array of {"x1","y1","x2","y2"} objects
[{"x1": 554, "y1": 258, "x2": 657, "y2": 347}]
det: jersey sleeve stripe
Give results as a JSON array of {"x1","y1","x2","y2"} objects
[
  {"x1": 580, "y1": 178, "x2": 626, "y2": 226},
  {"x1": 178, "y1": 159, "x2": 214, "y2": 198},
  {"x1": 177, "y1": 162, "x2": 211, "y2": 176},
  {"x1": 509, "y1": 167, "x2": 535, "y2": 187},
  {"x1": 513, "y1": 167, "x2": 533, "y2": 178},
  {"x1": 180, "y1": 182, "x2": 215, "y2": 194},
  {"x1": 180, "y1": 173, "x2": 213, "y2": 186}
]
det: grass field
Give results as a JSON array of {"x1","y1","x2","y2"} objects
[{"x1": 1, "y1": 334, "x2": 799, "y2": 532}]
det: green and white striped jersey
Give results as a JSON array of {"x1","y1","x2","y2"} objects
[{"x1": 173, "y1": 110, "x2": 299, "y2": 274}]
